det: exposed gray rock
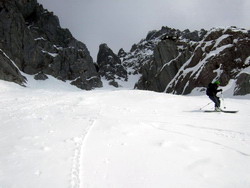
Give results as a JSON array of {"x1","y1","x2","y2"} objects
[
  {"x1": 0, "y1": 0, "x2": 102, "y2": 89},
  {"x1": 97, "y1": 43, "x2": 127, "y2": 84},
  {"x1": 0, "y1": 49, "x2": 26, "y2": 85},
  {"x1": 136, "y1": 39, "x2": 187, "y2": 91},
  {"x1": 109, "y1": 80, "x2": 119, "y2": 88},
  {"x1": 234, "y1": 72, "x2": 250, "y2": 95},
  {"x1": 166, "y1": 27, "x2": 250, "y2": 95},
  {"x1": 118, "y1": 48, "x2": 127, "y2": 58},
  {"x1": 34, "y1": 72, "x2": 48, "y2": 80},
  {"x1": 71, "y1": 75, "x2": 102, "y2": 90},
  {"x1": 123, "y1": 26, "x2": 250, "y2": 96}
]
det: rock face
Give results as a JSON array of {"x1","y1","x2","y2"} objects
[
  {"x1": 0, "y1": 0, "x2": 102, "y2": 89},
  {"x1": 97, "y1": 43, "x2": 127, "y2": 87},
  {"x1": 0, "y1": 49, "x2": 26, "y2": 85},
  {"x1": 164, "y1": 27, "x2": 250, "y2": 95},
  {"x1": 119, "y1": 26, "x2": 250, "y2": 96},
  {"x1": 234, "y1": 71, "x2": 250, "y2": 95}
]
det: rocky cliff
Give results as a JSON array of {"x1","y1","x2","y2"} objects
[
  {"x1": 0, "y1": 0, "x2": 102, "y2": 90},
  {"x1": 116, "y1": 26, "x2": 250, "y2": 96}
]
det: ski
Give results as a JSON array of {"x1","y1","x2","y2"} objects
[
  {"x1": 221, "y1": 110, "x2": 238, "y2": 113},
  {"x1": 204, "y1": 110, "x2": 238, "y2": 113}
]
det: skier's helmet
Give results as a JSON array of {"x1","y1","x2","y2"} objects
[{"x1": 214, "y1": 81, "x2": 220, "y2": 85}]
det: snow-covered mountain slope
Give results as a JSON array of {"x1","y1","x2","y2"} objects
[{"x1": 0, "y1": 78, "x2": 250, "y2": 188}]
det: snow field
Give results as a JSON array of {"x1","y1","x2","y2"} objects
[
  {"x1": 0, "y1": 78, "x2": 250, "y2": 188},
  {"x1": 81, "y1": 91, "x2": 250, "y2": 188}
]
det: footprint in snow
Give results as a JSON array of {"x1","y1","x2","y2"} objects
[{"x1": 186, "y1": 158, "x2": 211, "y2": 170}]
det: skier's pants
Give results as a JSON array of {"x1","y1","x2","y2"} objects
[{"x1": 208, "y1": 96, "x2": 220, "y2": 107}]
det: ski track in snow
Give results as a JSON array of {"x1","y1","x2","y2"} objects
[
  {"x1": 70, "y1": 99, "x2": 103, "y2": 188},
  {"x1": 147, "y1": 122, "x2": 250, "y2": 157},
  {"x1": 70, "y1": 119, "x2": 96, "y2": 188}
]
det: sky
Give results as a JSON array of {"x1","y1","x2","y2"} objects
[{"x1": 37, "y1": 0, "x2": 250, "y2": 61}]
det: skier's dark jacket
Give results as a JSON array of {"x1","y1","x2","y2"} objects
[{"x1": 206, "y1": 83, "x2": 220, "y2": 96}]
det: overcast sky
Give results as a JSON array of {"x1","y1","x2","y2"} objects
[{"x1": 37, "y1": 0, "x2": 250, "y2": 61}]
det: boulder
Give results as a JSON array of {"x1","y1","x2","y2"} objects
[{"x1": 34, "y1": 72, "x2": 48, "y2": 80}]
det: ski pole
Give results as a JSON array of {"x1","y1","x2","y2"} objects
[
  {"x1": 221, "y1": 91, "x2": 226, "y2": 109},
  {"x1": 200, "y1": 102, "x2": 212, "y2": 110}
]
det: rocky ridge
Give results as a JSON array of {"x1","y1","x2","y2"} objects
[{"x1": 114, "y1": 26, "x2": 250, "y2": 96}]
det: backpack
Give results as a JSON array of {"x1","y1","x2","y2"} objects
[{"x1": 206, "y1": 83, "x2": 214, "y2": 96}]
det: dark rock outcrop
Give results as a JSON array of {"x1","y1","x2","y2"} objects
[
  {"x1": 0, "y1": 49, "x2": 26, "y2": 85},
  {"x1": 234, "y1": 72, "x2": 250, "y2": 95},
  {"x1": 121, "y1": 26, "x2": 250, "y2": 96},
  {"x1": 34, "y1": 72, "x2": 48, "y2": 80},
  {"x1": 118, "y1": 48, "x2": 127, "y2": 58},
  {"x1": 0, "y1": 0, "x2": 102, "y2": 89},
  {"x1": 165, "y1": 27, "x2": 250, "y2": 95},
  {"x1": 97, "y1": 43, "x2": 127, "y2": 87}
]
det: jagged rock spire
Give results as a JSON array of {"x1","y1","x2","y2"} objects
[{"x1": 97, "y1": 43, "x2": 127, "y2": 87}]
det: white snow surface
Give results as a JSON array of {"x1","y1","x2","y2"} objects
[{"x1": 0, "y1": 76, "x2": 250, "y2": 188}]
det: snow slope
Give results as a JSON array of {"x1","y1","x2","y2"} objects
[{"x1": 0, "y1": 77, "x2": 250, "y2": 188}]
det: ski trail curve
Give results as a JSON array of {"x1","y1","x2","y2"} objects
[
  {"x1": 147, "y1": 123, "x2": 250, "y2": 157},
  {"x1": 70, "y1": 101, "x2": 103, "y2": 188},
  {"x1": 70, "y1": 118, "x2": 97, "y2": 188}
]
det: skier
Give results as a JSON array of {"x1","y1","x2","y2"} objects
[{"x1": 206, "y1": 81, "x2": 223, "y2": 111}]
